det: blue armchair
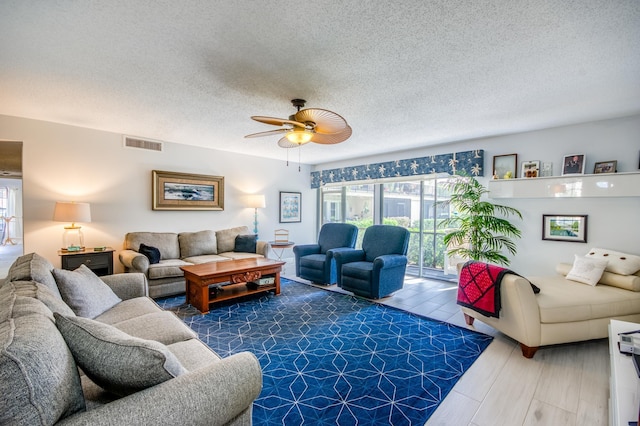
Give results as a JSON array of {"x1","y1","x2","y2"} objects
[
  {"x1": 293, "y1": 223, "x2": 358, "y2": 285},
  {"x1": 334, "y1": 225, "x2": 410, "y2": 299}
]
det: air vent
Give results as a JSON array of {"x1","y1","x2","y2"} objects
[{"x1": 123, "y1": 136, "x2": 163, "y2": 152}]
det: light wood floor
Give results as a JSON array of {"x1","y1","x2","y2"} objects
[{"x1": 284, "y1": 265, "x2": 610, "y2": 426}]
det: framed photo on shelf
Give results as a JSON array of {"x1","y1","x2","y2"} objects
[
  {"x1": 493, "y1": 154, "x2": 518, "y2": 179},
  {"x1": 521, "y1": 160, "x2": 540, "y2": 178},
  {"x1": 152, "y1": 170, "x2": 224, "y2": 211},
  {"x1": 542, "y1": 214, "x2": 588, "y2": 243},
  {"x1": 562, "y1": 154, "x2": 585, "y2": 175},
  {"x1": 594, "y1": 160, "x2": 617, "y2": 174},
  {"x1": 279, "y1": 191, "x2": 301, "y2": 223}
]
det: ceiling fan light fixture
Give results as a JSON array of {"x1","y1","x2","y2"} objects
[{"x1": 285, "y1": 129, "x2": 313, "y2": 145}]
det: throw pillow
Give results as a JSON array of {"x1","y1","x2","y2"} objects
[
  {"x1": 52, "y1": 264, "x2": 122, "y2": 318},
  {"x1": 566, "y1": 254, "x2": 608, "y2": 286},
  {"x1": 54, "y1": 313, "x2": 188, "y2": 397},
  {"x1": 234, "y1": 234, "x2": 257, "y2": 253},
  {"x1": 585, "y1": 248, "x2": 640, "y2": 275},
  {"x1": 139, "y1": 243, "x2": 161, "y2": 264}
]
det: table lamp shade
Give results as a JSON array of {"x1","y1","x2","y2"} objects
[
  {"x1": 246, "y1": 194, "x2": 266, "y2": 209},
  {"x1": 54, "y1": 202, "x2": 91, "y2": 249}
]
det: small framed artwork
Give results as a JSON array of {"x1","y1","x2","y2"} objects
[
  {"x1": 152, "y1": 170, "x2": 224, "y2": 210},
  {"x1": 593, "y1": 160, "x2": 617, "y2": 174},
  {"x1": 521, "y1": 161, "x2": 540, "y2": 178},
  {"x1": 279, "y1": 191, "x2": 301, "y2": 223},
  {"x1": 542, "y1": 214, "x2": 588, "y2": 243},
  {"x1": 493, "y1": 154, "x2": 518, "y2": 179},
  {"x1": 540, "y1": 162, "x2": 553, "y2": 177},
  {"x1": 562, "y1": 154, "x2": 585, "y2": 175}
]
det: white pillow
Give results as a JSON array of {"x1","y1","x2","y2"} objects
[
  {"x1": 566, "y1": 255, "x2": 608, "y2": 286},
  {"x1": 585, "y1": 248, "x2": 640, "y2": 275}
]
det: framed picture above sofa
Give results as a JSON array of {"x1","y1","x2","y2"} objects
[
  {"x1": 542, "y1": 214, "x2": 587, "y2": 243},
  {"x1": 152, "y1": 170, "x2": 224, "y2": 210},
  {"x1": 279, "y1": 191, "x2": 301, "y2": 223}
]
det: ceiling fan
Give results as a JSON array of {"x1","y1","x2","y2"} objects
[{"x1": 244, "y1": 99, "x2": 352, "y2": 148}]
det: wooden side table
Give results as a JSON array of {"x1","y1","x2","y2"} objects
[
  {"x1": 268, "y1": 241, "x2": 295, "y2": 260},
  {"x1": 58, "y1": 248, "x2": 114, "y2": 276}
]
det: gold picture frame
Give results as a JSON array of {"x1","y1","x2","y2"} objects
[{"x1": 152, "y1": 170, "x2": 224, "y2": 211}]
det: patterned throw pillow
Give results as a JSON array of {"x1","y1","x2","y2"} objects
[
  {"x1": 52, "y1": 264, "x2": 122, "y2": 318},
  {"x1": 54, "y1": 313, "x2": 187, "y2": 397},
  {"x1": 566, "y1": 254, "x2": 608, "y2": 286}
]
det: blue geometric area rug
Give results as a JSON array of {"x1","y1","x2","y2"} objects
[{"x1": 157, "y1": 279, "x2": 492, "y2": 425}]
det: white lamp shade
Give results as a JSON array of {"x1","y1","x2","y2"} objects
[
  {"x1": 53, "y1": 202, "x2": 92, "y2": 224},
  {"x1": 246, "y1": 194, "x2": 266, "y2": 209}
]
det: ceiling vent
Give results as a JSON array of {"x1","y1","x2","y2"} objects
[{"x1": 123, "y1": 136, "x2": 163, "y2": 152}]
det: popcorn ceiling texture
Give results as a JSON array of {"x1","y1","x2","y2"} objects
[{"x1": 1, "y1": 1, "x2": 639, "y2": 165}]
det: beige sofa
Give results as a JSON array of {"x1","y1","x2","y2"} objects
[
  {"x1": 461, "y1": 260, "x2": 640, "y2": 358},
  {"x1": 1, "y1": 253, "x2": 262, "y2": 425},
  {"x1": 119, "y1": 226, "x2": 269, "y2": 298}
]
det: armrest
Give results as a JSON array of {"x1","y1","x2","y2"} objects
[
  {"x1": 462, "y1": 273, "x2": 542, "y2": 347},
  {"x1": 332, "y1": 249, "x2": 365, "y2": 265},
  {"x1": 373, "y1": 254, "x2": 408, "y2": 270},
  {"x1": 256, "y1": 240, "x2": 270, "y2": 257},
  {"x1": 293, "y1": 244, "x2": 320, "y2": 258},
  {"x1": 100, "y1": 273, "x2": 149, "y2": 299},
  {"x1": 57, "y1": 352, "x2": 262, "y2": 426},
  {"x1": 119, "y1": 250, "x2": 149, "y2": 274}
]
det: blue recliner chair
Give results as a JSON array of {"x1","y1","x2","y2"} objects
[
  {"x1": 293, "y1": 223, "x2": 358, "y2": 285},
  {"x1": 334, "y1": 225, "x2": 410, "y2": 299}
]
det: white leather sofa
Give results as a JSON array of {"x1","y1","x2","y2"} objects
[{"x1": 461, "y1": 254, "x2": 640, "y2": 358}]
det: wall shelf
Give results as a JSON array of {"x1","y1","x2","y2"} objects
[{"x1": 487, "y1": 172, "x2": 640, "y2": 199}]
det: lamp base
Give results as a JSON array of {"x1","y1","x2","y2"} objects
[{"x1": 62, "y1": 226, "x2": 85, "y2": 251}]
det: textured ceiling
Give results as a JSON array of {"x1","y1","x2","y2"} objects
[{"x1": 1, "y1": 1, "x2": 639, "y2": 165}]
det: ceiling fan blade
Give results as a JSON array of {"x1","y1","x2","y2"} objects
[
  {"x1": 277, "y1": 137, "x2": 312, "y2": 148},
  {"x1": 310, "y1": 125, "x2": 352, "y2": 144},
  {"x1": 244, "y1": 129, "x2": 287, "y2": 138},
  {"x1": 251, "y1": 116, "x2": 306, "y2": 128},
  {"x1": 294, "y1": 108, "x2": 349, "y2": 134}
]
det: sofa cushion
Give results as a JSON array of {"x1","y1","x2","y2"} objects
[
  {"x1": 139, "y1": 243, "x2": 161, "y2": 264},
  {"x1": 529, "y1": 275, "x2": 640, "y2": 323},
  {"x1": 179, "y1": 230, "x2": 217, "y2": 258},
  {"x1": 566, "y1": 255, "x2": 607, "y2": 286},
  {"x1": 54, "y1": 313, "x2": 188, "y2": 397},
  {"x1": 216, "y1": 226, "x2": 250, "y2": 254},
  {"x1": 93, "y1": 297, "x2": 162, "y2": 325},
  {"x1": 147, "y1": 259, "x2": 192, "y2": 280},
  {"x1": 585, "y1": 248, "x2": 640, "y2": 275},
  {"x1": 52, "y1": 265, "x2": 122, "y2": 318},
  {"x1": 183, "y1": 254, "x2": 231, "y2": 264},
  {"x1": 124, "y1": 232, "x2": 180, "y2": 260},
  {"x1": 111, "y1": 311, "x2": 197, "y2": 345},
  {"x1": 0, "y1": 302, "x2": 85, "y2": 425},
  {"x1": 217, "y1": 252, "x2": 264, "y2": 260},
  {"x1": 8, "y1": 280, "x2": 76, "y2": 317},
  {"x1": 6, "y1": 252, "x2": 62, "y2": 299},
  {"x1": 234, "y1": 234, "x2": 257, "y2": 253}
]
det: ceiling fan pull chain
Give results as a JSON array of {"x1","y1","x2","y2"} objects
[{"x1": 298, "y1": 146, "x2": 301, "y2": 172}]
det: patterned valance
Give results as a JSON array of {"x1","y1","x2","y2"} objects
[{"x1": 310, "y1": 149, "x2": 484, "y2": 188}]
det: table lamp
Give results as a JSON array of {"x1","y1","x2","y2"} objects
[
  {"x1": 245, "y1": 194, "x2": 266, "y2": 236},
  {"x1": 53, "y1": 201, "x2": 91, "y2": 251}
]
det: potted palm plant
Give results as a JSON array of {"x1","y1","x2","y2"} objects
[{"x1": 439, "y1": 175, "x2": 522, "y2": 266}]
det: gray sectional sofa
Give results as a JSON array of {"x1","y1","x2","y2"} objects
[
  {"x1": 119, "y1": 226, "x2": 270, "y2": 298},
  {"x1": 0, "y1": 253, "x2": 262, "y2": 426}
]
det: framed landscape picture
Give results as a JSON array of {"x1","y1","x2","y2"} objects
[
  {"x1": 279, "y1": 191, "x2": 301, "y2": 223},
  {"x1": 152, "y1": 170, "x2": 224, "y2": 210},
  {"x1": 542, "y1": 214, "x2": 587, "y2": 243}
]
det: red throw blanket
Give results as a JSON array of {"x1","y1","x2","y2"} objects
[{"x1": 457, "y1": 261, "x2": 516, "y2": 318}]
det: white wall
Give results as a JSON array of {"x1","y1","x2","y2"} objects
[
  {"x1": 0, "y1": 115, "x2": 318, "y2": 271},
  {"x1": 314, "y1": 114, "x2": 640, "y2": 276}
]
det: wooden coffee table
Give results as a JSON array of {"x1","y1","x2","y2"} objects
[{"x1": 180, "y1": 258, "x2": 285, "y2": 314}]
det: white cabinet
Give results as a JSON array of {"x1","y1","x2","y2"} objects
[
  {"x1": 488, "y1": 172, "x2": 640, "y2": 199},
  {"x1": 609, "y1": 319, "x2": 640, "y2": 426}
]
